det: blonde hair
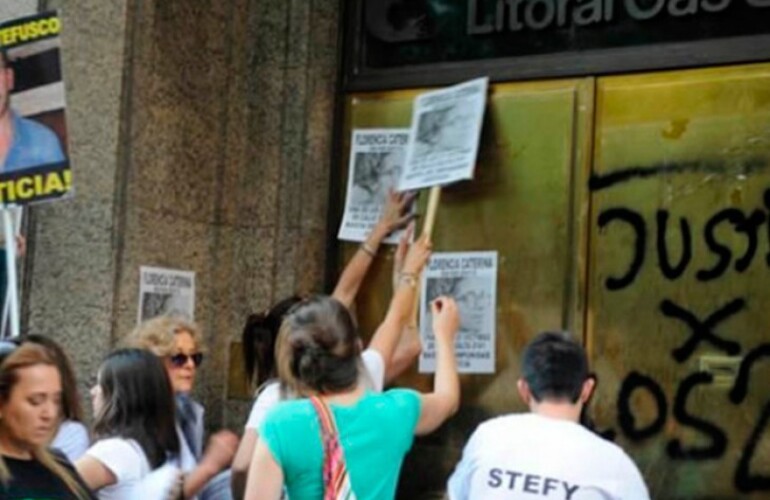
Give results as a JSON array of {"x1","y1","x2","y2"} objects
[
  {"x1": 0, "y1": 344, "x2": 89, "y2": 499},
  {"x1": 275, "y1": 320, "x2": 301, "y2": 398},
  {"x1": 125, "y1": 315, "x2": 205, "y2": 356}
]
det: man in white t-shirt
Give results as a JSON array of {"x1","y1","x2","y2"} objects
[{"x1": 447, "y1": 332, "x2": 650, "y2": 500}]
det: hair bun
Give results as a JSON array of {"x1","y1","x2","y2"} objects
[
  {"x1": 278, "y1": 296, "x2": 361, "y2": 394},
  {"x1": 293, "y1": 341, "x2": 327, "y2": 388}
]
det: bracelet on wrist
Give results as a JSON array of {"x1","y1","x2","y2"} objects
[
  {"x1": 399, "y1": 272, "x2": 418, "y2": 289},
  {"x1": 360, "y1": 242, "x2": 377, "y2": 258}
]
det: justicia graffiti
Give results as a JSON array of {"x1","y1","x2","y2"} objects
[{"x1": 592, "y1": 162, "x2": 770, "y2": 493}]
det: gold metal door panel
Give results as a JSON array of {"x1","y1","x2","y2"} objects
[
  {"x1": 588, "y1": 64, "x2": 770, "y2": 498},
  {"x1": 339, "y1": 79, "x2": 593, "y2": 498}
]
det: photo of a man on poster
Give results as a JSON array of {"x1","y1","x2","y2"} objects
[
  {"x1": 0, "y1": 11, "x2": 72, "y2": 206},
  {"x1": 0, "y1": 47, "x2": 65, "y2": 173},
  {"x1": 0, "y1": 11, "x2": 71, "y2": 337}
]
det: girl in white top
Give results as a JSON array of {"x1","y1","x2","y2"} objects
[{"x1": 75, "y1": 349, "x2": 182, "y2": 499}]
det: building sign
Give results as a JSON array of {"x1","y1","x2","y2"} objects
[{"x1": 348, "y1": 0, "x2": 770, "y2": 88}]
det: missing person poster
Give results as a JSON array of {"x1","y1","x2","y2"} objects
[
  {"x1": 0, "y1": 12, "x2": 71, "y2": 206},
  {"x1": 338, "y1": 128, "x2": 411, "y2": 243},
  {"x1": 398, "y1": 77, "x2": 488, "y2": 192},
  {"x1": 138, "y1": 266, "x2": 195, "y2": 323},
  {"x1": 419, "y1": 251, "x2": 497, "y2": 374}
]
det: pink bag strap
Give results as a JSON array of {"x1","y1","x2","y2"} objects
[{"x1": 310, "y1": 396, "x2": 356, "y2": 500}]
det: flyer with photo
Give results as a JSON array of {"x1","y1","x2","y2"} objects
[
  {"x1": 138, "y1": 266, "x2": 196, "y2": 323},
  {"x1": 419, "y1": 251, "x2": 498, "y2": 374},
  {"x1": 338, "y1": 128, "x2": 411, "y2": 244},
  {"x1": 398, "y1": 77, "x2": 488, "y2": 192}
]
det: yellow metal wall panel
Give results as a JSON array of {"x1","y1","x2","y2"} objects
[
  {"x1": 338, "y1": 79, "x2": 593, "y2": 497},
  {"x1": 338, "y1": 62, "x2": 770, "y2": 498},
  {"x1": 588, "y1": 63, "x2": 770, "y2": 498}
]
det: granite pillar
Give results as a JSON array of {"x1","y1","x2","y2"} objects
[{"x1": 23, "y1": 0, "x2": 341, "y2": 431}]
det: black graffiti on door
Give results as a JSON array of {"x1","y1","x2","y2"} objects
[
  {"x1": 660, "y1": 298, "x2": 743, "y2": 363},
  {"x1": 592, "y1": 175, "x2": 770, "y2": 492},
  {"x1": 597, "y1": 189, "x2": 770, "y2": 290}
]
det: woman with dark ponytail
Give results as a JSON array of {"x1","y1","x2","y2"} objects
[{"x1": 241, "y1": 296, "x2": 302, "y2": 391}]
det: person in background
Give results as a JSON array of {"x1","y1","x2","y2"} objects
[
  {"x1": 75, "y1": 348, "x2": 181, "y2": 498},
  {"x1": 446, "y1": 332, "x2": 650, "y2": 500},
  {"x1": 0, "y1": 342, "x2": 93, "y2": 499},
  {"x1": 127, "y1": 316, "x2": 238, "y2": 499},
  {"x1": 20, "y1": 334, "x2": 89, "y2": 462},
  {"x1": 231, "y1": 197, "x2": 422, "y2": 498}
]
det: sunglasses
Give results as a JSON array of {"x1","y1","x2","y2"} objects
[{"x1": 169, "y1": 352, "x2": 204, "y2": 368}]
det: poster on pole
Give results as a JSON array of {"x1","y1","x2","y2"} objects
[
  {"x1": 419, "y1": 251, "x2": 497, "y2": 374},
  {"x1": 138, "y1": 266, "x2": 195, "y2": 323},
  {"x1": 0, "y1": 12, "x2": 72, "y2": 206},
  {"x1": 338, "y1": 128, "x2": 411, "y2": 244},
  {"x1": 398, "y1": 77, "x2": 488, "y2": 192}
]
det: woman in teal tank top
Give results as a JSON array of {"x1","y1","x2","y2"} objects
[{"x1": 245, "y1": 235, "x2": 461, "y2": 500}]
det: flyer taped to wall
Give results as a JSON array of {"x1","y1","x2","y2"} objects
[
  {"x1": 398, "y1": 77, "x2": 488, "y2": 192},
  {"x1": 0, "y1": 11, "x2": 71, "y2": 206},
  {"x1": 138, "y1": 266, "x2": 196, "y2": 323},
  {"x1": 338, "y1": 128, "x2": 412, "y2": 244},
  {"x1": 419, "y1": 251, "x2": 497, "y2": 374}
]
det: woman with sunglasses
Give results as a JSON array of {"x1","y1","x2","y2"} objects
[
  {"x1": 127, "y1": 315, "x2": 238, "y2": 499},
  {"x1": 0, "y1": 342, "x2": 93, "y2": 499},
  {"x1": 75, "y1": 348, "x2": 182, "y2": 498}
]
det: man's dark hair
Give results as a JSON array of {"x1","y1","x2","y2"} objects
[
  {"x1": 0, "y1": 48, "x2": 9, "y2": 69},
  {"x1": 521, "y1": 331, "x2": 589, "y2": 403}
]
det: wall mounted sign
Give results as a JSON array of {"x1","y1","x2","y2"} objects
[{"x1": 345, "y1": 0, "x2": 770, "y2": 89}]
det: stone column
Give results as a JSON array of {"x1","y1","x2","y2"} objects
[{"x1": 24, "y1": 0, "x2": 341, "y2": 430}]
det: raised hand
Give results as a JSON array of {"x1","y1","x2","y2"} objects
[
  {"x1": 401, "y1": 233, "x2": 432, "y2": 277},
  {"x1": 376, "y1": 189, "x2": 417, "y2": 236},
  {"x1": 431, "y1": 296, "x2": 460, "y2": 345},
  {"x1": 392, "y1": 221, "x2": 415, "y2": 291}
]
